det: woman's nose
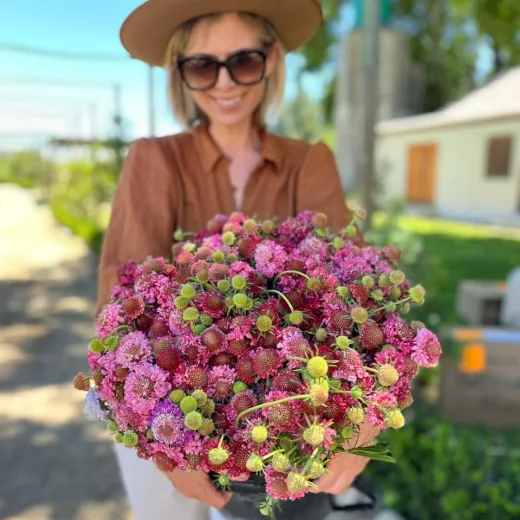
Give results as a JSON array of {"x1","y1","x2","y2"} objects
[{"x1": 215, "y1": 65, "x2": 235, "y2": 89}]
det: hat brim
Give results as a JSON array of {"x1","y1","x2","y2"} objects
[{"x1": 120, "y1": 0, "x2": 323, "y2": 67}]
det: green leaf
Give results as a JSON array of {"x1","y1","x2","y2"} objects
[{"x1": 348, "y1": 444, "x2": 396, "y2": 463}]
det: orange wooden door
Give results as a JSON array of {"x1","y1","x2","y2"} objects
[{"x1": 407, "y1": 144, "x2": 437, "y2": 204}]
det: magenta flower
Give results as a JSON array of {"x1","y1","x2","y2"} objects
[
  {"x1": 116, "y1": 331, "x2": 152, "y2": 369},
  {"x1": 411, "y1": 328, "x2": 442, "y2": 367},
  {"x1": 95, "y1": 304, "x2": 124, "y2": 339},
  {"x1": 254, "y1": 241, "x2": 288, "y2": 279},
  {"x1": 151, "y1": 406, "x2": 185, "y2": 446},
  {"x1": 125, "y1": 363, "x2": 171, "y2": 415}
]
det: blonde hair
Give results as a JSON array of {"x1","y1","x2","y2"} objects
[{"x1": 164, "y1": 12, "x2": 287, "y2": 129}]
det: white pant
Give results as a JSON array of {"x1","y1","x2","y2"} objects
[{"x1": 114, "y1": 442, "x2": 211, "y2": 520}]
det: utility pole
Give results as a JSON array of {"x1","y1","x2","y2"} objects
[
  {"x1": 360, "y1": 0, "x2": 380, "y2": 230},
  {"x1": 148, "y1": 65, "x2": 156, "y2": 137}
]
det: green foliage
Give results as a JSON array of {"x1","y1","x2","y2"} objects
[
  {"x1": 0, "y1": 151, "x2": 55, "y2": 189},
  {"x1": 367, "y1": 405, "x2": 520, "y2": 520}
]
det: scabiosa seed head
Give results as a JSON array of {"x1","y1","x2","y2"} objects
[
  {"x1": 315, "y1": 328, "x2": 329, "y2": 342},
  {"x1": 306, "y1": 277, "x2": 322, "y2": 292},
  {"x1": 272, "y1": 452, "x2": 291, "y2": 473},
  {"x1": 175, "y1": 296, "x2": 189, "y2": 309},
  {"x1": 359, "y1": 324, "x2": 384, "y2": 350},
  {"x1": 312, "y1": 212, "x2": 328, "y2": 228},
  {"x1": 107, "y1": 419, "x2": 118, "y2": 433},
  {"x1": 252, "y1": 425, "x2": 268, "y2": 443},
  {"x1": 350, "y1": 284, "x2": 370, "y2": 303},
  {"x1": 262, "y1": 220, "x2": 275, "y2": 234},
  {"x1": 217, "y1": 280, "x2": 231, "y2": 293},
  {"x1": 336, "y1": 335, "x2": 352, "y2": 350},
  {"x1": 73, "y1": 372, "x2": 90, "y2": 391},
  {"x1": 153, "y1": 452, "x2": 176, "y2": 472},
  {"x1": 233, "y1": 381, "x2": 248, "y2": 393},
  {"x1": 231, "y1": 275, "x2": 247, "y2": 290},
  {"x1": 309, "y1": 384, "x2": 329, "y2": 407},
  {"x1": 387, "y1": 410, "x2": 405, "y2": 429},
  {"x1": 200, "y1": 398, "x2": 216, "y2": 417},
  {"x1": 330, "y1": 310, "x2": 351, "y2": 331},
  {"x1": 303, "y1": 424, "x2": 325, "y2": 447},
  {"x1": 289, "y1": 311, "x2": 304, "y2": 326},
  {"x1": 208, "y1": 447, "x2": 229, "y2": 466},
  {"x1": 362, "y1": 276, "x2": 375, "y2": 288},
  {"x1": 378, "y1": 364, "x2": 399, "y2": 386},
  {"x1": 400, "y1": 302, "x2": 411, "y2": 315},
  {"x1": 222, "y1": 231, "x2": 236, "y2": 246},
  {"x1": 371, "y1": 289, "x2": 384, "y2": 302},
  {"x1": 379, "y1": 273, "x2": 391, "y2": 288},
  {"x1": 333, "y1": 236, "x2": 344, "y2": 249},
  {"x1": 180, "y1": 396, "x2": 198, "y2": 414},
  {"x1": 183, "y1": 307, "x2": 199, "y2": 322},
  {"x1": 351, "y1": 306, "x2": 369, "y2": 324},
  {"x1": 411, "y1": 320, "x2": 426, "y2": 331},
  {"x1": 198, "y1": 418, "x2": 215, "y2": 436},
  {"x1": 114, "y1": 432, "x2": 124, "y2": 443},
  {"x1": 243, "y1": 219, "x2": 257, "y2": 232},
  {"x1": 246, "y1": 453, "x2": 265, "y2": 472},
  {"x1": 390, "y1": 287, "x2": 402, "y2": 300},
  {"x1": 180, "y1": 283, "x2": 196, "y2": 300},
  {"x1": 287, "y1": 472, "x2": 308, "y2": 494},
  {"x1": 341, "y1": 426, "x2": 354, "y2": 440},
  {"x1": 196, "y1": 270, "x2": 210, "y2": 284},
  {"x1": 89, "y1": 338, "x2": 104, "y2": 354},
  {"x1": 169, "y1": 389, "x2": 185, "y2": 404},
  {"x1": 256, "y1": 315, "x2": 273, "y2": 333},
  {"x1": 390, "y1": 270, "x2": 405, "y2": 285},
  {"x1": 123, "y1": 431, "x2": 138, "y2": 448},
  {"x1": 185, "y1": 411, "x2": 203, "y2": 431},
  {"x1": 233, "y1": 293, "x2": 248, "y2": 308},
  {"x1": 385, "y1": 302, "x2": 397, "y2": 313},
  {"x1": 347, "y1": 407, "x2": 365, "y2": 425},
  {"x1": 409, "y1": 284, "x2": 426, "y2": 304},
  {"x1": 337, "y1": 286, "x2": 350, "y2": 298},
  {"x1": 307, "y1": 356, "x2": 328, "y2": 378},
  {"x1": 345, "y1": 224, "x2": 357, "y2": 237},
  {"x1": 212, "y1": 251, "x2": 225, "y2": 263},
  {"x1": 192, "y1": 389, "x2": 208, "y2": 406}
]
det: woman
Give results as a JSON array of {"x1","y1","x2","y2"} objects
[{"x1": 97, "y1": 1, "x2": 376, "y2": 519}]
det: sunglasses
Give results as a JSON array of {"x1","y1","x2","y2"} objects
[{"x1": 177, "y1": 47, "x2": 270, "y2": 91}]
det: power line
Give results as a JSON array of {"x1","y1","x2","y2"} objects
[{"x1": 0, "y1": 42, "x2": 130, "y2": 62}]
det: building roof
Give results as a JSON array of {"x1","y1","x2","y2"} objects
[{"x1": 377, "y1": 66, "x2": 520, "y2": 135}]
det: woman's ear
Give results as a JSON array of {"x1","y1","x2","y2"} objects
[{"x1": 265, "y1": 44, "x2": 280, "y2": 77}]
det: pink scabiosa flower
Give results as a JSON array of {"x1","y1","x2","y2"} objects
[
  {"x1": 296, "y1": 236, "x2": 328, "y2": 269},
  {"x1": 114, "y1": 402, "x2": 149, "y2": 432},
  {"x1": 332, "y1": 349, "x2": 366, "y2": 382},
  {"x1": 87, "y1": 350, "x2": 102, "y2": 372},
  {"x1": 228, "y1": 261, "x2": 256, "y2": 278},
  {"x1": 95, "y1": 304, "x2": 124, "y2": 339},
  {"x1": 122, "y1": 295, "x2": 145, "y2": 320},
  {"x1": 411, "y1": 328, "x2": 442, "y2": 367},
  {"x1": 116, "y1": 331, "x2": 152, "y2": 369},
  {"x1": 150, "y1": 401, "x2": 186, "y2": 446},
  {"x1": 375, "y1": 348, "x2": 406, "y2": 374},
  {"x1": 124, "y1": 363, "x2": 171, "y2": 415},
  {"x1": 381, "y1": 315, "x2": 415, "y2": 356},
  {"x1": 116, "y1": 260, "x2": 139, "y2": 286},
  {"x1": 208, "y1": 365, "x2": 236, "y2": 401},
  {"x1": 277, "y1": 327, "x2": 311, "y2": 370},
  {"x1": 254, "y1": 241, "x2": 288, "y2": 279},
  {"x1": 135, "y1": 272, "x2": 170, "y2": 304},
  {"x1": 265, "y1": 467, "x2": 293, "y2": 501}
]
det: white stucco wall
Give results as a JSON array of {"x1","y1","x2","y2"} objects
[{"x1": 376, "y1": 118, "x2": 520, "y2": 220}]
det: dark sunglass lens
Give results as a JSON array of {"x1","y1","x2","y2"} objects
[
  {"x1": 227, "y1": 51, "x2": 266, "y2": 85},
  {"x1": 181, "y1": 58, "x2": 219, "y2": 89}
]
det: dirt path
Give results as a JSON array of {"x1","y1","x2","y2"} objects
[{"x1": 0, "y1": 184, "x2": 131, "y2": 520}]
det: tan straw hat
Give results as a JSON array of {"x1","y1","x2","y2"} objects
[{"x1": 120, "y1": 0, "x2": 323, "y2": 67}]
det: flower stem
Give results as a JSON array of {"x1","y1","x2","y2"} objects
[
  {"x1": 108, "y1": 325, "x2": 133, "y2": 336},
  {"x1": 262, "y1": 290, "x2": 294, "y2": 312},
  {"x1": 235, "y1": 395, "x2": 310, "y2": 429},
  {"x1": 371, "y1": 297, "x2": 411, "y2": 314},
  {"x1": 273, "y1": 270, "x2": 310, "y2": 285}
]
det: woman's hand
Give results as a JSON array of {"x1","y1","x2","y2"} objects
[
  {"x1": 163, "y1": 468, "x2": 232, "y2": 509},
  {"x1": 311, "y1": 423, "x2": 379, "y2": 495}
]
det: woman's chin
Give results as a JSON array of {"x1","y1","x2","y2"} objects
[{"x1": 208, "y1": 111, "x2": 252, "y2": 129}]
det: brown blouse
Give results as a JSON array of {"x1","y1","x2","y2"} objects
[{"x1": 96, "y1": 124, "x2": 355, "y2": 311}]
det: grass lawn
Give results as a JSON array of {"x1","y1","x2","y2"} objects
[{"x1": 374, "y1": 214, "x2": 520, "y2": 326}]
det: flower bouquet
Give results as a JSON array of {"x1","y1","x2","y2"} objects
[{"x1": 74, "y1": 210, "x2": 441, "y2": 518}]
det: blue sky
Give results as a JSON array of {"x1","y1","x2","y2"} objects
[
  {"x1": 0, "y1": 0, "x2": 342, "y2": 142},
  {"x1": 0, "y1": 1, "x2": 491, "y2": 144}
]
